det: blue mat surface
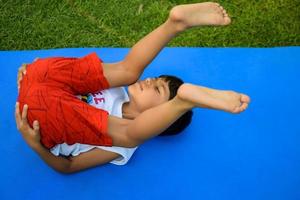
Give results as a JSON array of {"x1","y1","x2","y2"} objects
[{"x1": 0, "y1": 47, "x2": 299, "y2": 200}]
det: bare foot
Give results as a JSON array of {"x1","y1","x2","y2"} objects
[
  {"x1": 177, "y1": 83, "x2": 251, "y2": 114},
  {"x1": 169, "y1": 2, "x2": 231, "y2": 31}
]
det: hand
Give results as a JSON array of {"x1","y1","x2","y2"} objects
[
  {"x1": 17, "y1": 57, "x2": 39, "y2": 93},
  {"x1": 15, "y1": 102, "x2": 41, "y2": 149}
]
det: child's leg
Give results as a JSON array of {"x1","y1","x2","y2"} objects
[
  {"x1": 103, "y1": 2, "x2": 231, "y2": 87},
  {"x1": 122, "y1": 2, "x2": 231, "y2": 75},
  {"x1": 109, "y1": 83, "x2": 250, "y2": 148}
]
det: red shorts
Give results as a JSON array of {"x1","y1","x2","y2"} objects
[{"x1": 17, "y1": 52, "x2": 113, "y2": 149}]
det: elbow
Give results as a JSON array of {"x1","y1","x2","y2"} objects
[
  {"x1": 120, "y1": 61, "x2": 141, "y2": 85},
  {"x1": 56, "y1": 167, "x2": 90, "y2": 175},
  {"x1": 51, "y1": 162, "x2": 75, "y2": 174},
  {"x1": 53, "y1": 166, "x2": 73, "y2": 174},
  {"x1": 54, "y1": 162, "x2": 84, "y2": 174},
  {"x1": 55, "y1": 167, "x2": 80, "y2": 175}
]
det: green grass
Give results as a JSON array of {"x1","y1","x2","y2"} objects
[{"x1": 1, "y1": 0, "x2": 299, "y2": 50}]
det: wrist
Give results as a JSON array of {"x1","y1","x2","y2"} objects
[{"x1": 30, "y1": 142, "x2": 43, "y2": 151}]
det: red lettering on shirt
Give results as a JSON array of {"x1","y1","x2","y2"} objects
[
  {"x1": 92, "y1": 91, "x2": 103, "y2": 97},
  {"x1": 94, "y1": 97, "x2": 105, "y2": 104}
]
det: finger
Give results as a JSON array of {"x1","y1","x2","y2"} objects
[
  {"x1": 21, "y1": 104, "x2": 29, "y2": 124},
  {"x1": 15, "y1": 102, "x2": 21, "y2": 129},
  {"x1": 33, "y1": 120, "x2": 40, "y2": 132}
]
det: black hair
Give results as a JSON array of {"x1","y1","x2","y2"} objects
[{"x1": 157, "y1": 75, "x2": 193, "y2": 136}]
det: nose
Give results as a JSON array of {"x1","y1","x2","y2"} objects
[
  {"x1": 145, "y1": 78, "x2": 153, "y2": 86},
  {"x1": 140, "y1": 78, "x2": 153, "y2": 89}
]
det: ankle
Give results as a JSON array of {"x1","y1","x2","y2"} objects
[
  {"x1": 171, "y1": 95, "x2": 194, "y2": 112},
  {"x1": 173, "y1": 84, "x2": 196, "y2": 110}
]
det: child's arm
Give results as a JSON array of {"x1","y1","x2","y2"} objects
[
  {"x1": 15, "y1": 103, "x2": 120, "y2": 174},
  {"x1": 15, "y1": 102, "x2": 71, "y2": 173},
  {"x1": 67, "y1": 148, "x2": 119, "y2": 173},
  {"x1": 32, "y1": 143, "x2": 119, "y2": 174},
  {"x1": 30, "y1": 143, "x2": 72, "y2": 174}
]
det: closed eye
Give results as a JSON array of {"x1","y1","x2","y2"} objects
[{"x1": 155, "y1": 86, "x2": 160, "y2": 94}]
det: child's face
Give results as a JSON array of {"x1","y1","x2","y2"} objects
[{"x1": 128, "y1": 77, "x2": 170, "y2": 112}]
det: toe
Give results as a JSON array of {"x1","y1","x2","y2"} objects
[
  {"x1": 234, "y1": 103, "x2": 248, "y2": 113},
  {"x1": 232, "y1": 106, "x2": 242, "y2": 114},
  {"x1": 223, "y1": 16, "x2": 231, "y2": 25},
  {"x1": 241, "y1": 94, "x2": 251, "y2": 103},
  {"x1": 214, "y1": 5, "x2": 223, "y2": 15},
  {"x1": 218, "y1": 5, "x2": 226, "y2": 14},
  {"x1": 241, "y1": 103, "x2": 248, "y2": 111}
]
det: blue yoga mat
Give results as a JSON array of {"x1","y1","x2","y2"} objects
[{"x1": 0, "y1": 47, "x2": 299, "y2": 200}]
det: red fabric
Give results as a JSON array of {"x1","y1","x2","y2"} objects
[{"x1": 17, "y1": 52, "x2": 113, "y2": 149}]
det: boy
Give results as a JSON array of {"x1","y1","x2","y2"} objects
[{"x1": 15, "y1": 2, "x2": 250, "y2": 173}]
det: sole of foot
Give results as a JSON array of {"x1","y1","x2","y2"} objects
[{"x1": 169, "y1": 2, "x2": 231, "y2": 31}]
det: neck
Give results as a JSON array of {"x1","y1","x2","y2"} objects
[{"x1": 122, "y1": 101, "x2": 140, "y2": 120}]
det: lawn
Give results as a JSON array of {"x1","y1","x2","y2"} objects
[{"x1": 1, "y1": 0, "x2": 299, "y2": 50}]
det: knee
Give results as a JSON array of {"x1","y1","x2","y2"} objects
[
  {"x1": 126, "y1": 72, "x2": 139, "y2": 85},
  {"x1": 110, "y1": 131, "x2": 140, "y2": 148},
  {"x1": 123, "y1": 142, "x2": 139, "y2": 148},
  {"x1": 120, "y1": 61, "x2": 141, "y2": 85},
  {"x1": 121, "y1": 135, "x2": 140, "y2": 148},
  {"x1": 117, "y1": 133, "x2": 140, "y2": 148}
]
